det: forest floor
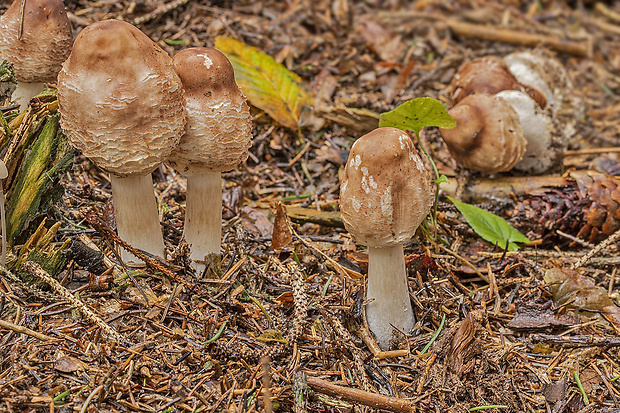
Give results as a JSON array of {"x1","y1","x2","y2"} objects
[{"x1": 1, "y1": 0, "x2": 620, "y2": 412}]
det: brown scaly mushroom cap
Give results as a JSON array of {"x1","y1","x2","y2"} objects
[
  {"x1": 0, "y1": 0, "x2": 73, "y2": 83},
  {"x1": 440, "y1": 93, "x2": 527, "y2": 174},
  {"x1": 450, "y1": 56, "x2": 523, "y2": 104},
  {"x1": 167, "y1": 47, "x2": 252, "y2": 175},
  {"x1": 57, "y1": 19, "x2": 186, "y2": 177},
  {"x1": 340, "y1": 127, "x2": 433, "y2": 248}
]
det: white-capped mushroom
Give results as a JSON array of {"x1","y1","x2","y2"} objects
[
  {"x1": 57, "y1": 20, "x2": 186, "y2": 264},
  {"x1": 0, "y1": 0, "x2": 73, "y2": 110},
  {"x1": 167, "y1": 47, "x2": 252, "y2": 273},
  {"x1": 340, "y1": 127, "x2": 433, "y2": 349},
  {"x1": 495, "y1": 90, "x2": 563, "y2": 174},
  {"x1": 504, "y1": 50, "x2": 583, "y2": 143}
]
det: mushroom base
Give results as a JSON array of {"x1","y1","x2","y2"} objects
[
  {"x1": 185, "y1": 172, "x2": 222, "y2": 275},
  {"x1": 12, "y1": 82, "x2": 46, "y2": 111},
  {"x1": 110, "y1": 174, "x2": 165, "y2": 264},
  {"x1": 366, "y1": 244, "x2": 415, "y2": 350}
]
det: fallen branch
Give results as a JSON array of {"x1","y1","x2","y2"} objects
[
  {"x1": 306, "y1": 375, "x2": 414, "y2": 413},
  {"x1": 445, "y1": 20, "x2": 590, "y2": 57}
]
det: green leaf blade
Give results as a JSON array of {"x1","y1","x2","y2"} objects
[
  {"x1": 215, "y1": 37, "x2": 313, "y2": 131},
  {"x1": 379, "y1": 97, "x2": 456, "y2": 137},
  {"x1": 447, "y1": 196, "x2": 530, "y2": 251}
]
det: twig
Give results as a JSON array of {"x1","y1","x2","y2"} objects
[
  {"x1": 22, "y1": 261, "x2": 125, "y2": 344},
  {"x1": 306, "y1": 375, "x2": 414, "y2": 413},
  {"x1": 82, "y1": 206, "x2": 202, "y2": 294},
  {"x1": 595, "y1": 2, "x2": 620, "y2": 23},
  {"x1": 564, "y1": 147, "x2": 620, "y2": 156},
  {"x1": 531, "y1": 333, "x2": 620, "y2": 347},
  {"x1": 556, "y1": 230, "x2": 594, "y2": 248},
  {"x1": 261, "y1": 356, "x2": 273, "y2": 413},
  {"x1": 0, "y1": 318, "x2": 54, "y2": 341},
  {"x1": 292, "y1": 227, "x2": 362, "y2": 279},
  {"x1": 133, "y1": 0, "x2": 190, "y2": 25},
  {"x1": 79, "y1": 385, "x2": 104, "y2": 413},
  {"x1": 445, "y1": 20, "x2": 589, "y2": 57},
  {"x1": 18, "y1": 0, "x2": 26, "y2": 40},
  {"x1": 571, "y1": 227, "x2": 620, "y2": 270}
]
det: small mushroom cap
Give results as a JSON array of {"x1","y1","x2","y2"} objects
[
  {"x1": 450, "y1": 56, "x2": 523, "y2": 104},
  {"x1": 340, "y1": 127, "x2": 432, "y2": 248},
  {"x1": 57, "y1": 19, "x2": 186, "y2": 177},
  {"x1": 167, "y1": 47, "x2": 252, "y2": 175},
  {"x1": 440, "y1": 93, "x2": 527, "y2": 174},
  {"x1": 0, "y1": 0, "x2": 73, "y2": 83},
  {"x1": 496, "y1": 90, "x2": 564, "y2": 174}
]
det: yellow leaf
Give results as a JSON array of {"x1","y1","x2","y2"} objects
[{"x1": 215, "y1": 36, "x2": 313, "y2": 131}]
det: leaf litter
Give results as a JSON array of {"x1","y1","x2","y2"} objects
[{"x1": 0, "y1": 0, "x2": 619, "y2": 412}]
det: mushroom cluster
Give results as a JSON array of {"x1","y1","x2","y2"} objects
[
  {"x1": 340, "y1": 127, "x2": 433, "y2": 349},
  {"x1": 0, "y1": 0, "x2": 73, "y2": 110},
  {"x1": 440, "y1": 51, "x2": 580, "y2": 175},
  {"x1": 57, "y1": 20, "x2": 186, "y2": 264},
  {"x1": 58, "y1": 20, "x2": 252, "y2": 270}
]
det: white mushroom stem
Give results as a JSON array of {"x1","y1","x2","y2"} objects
[
  {"x1": 366, "y1": 244, "x2": 415, "y2": 349},
  {"x1": 110, "y1": 174, "x2": 165, "y2": 264},
  {"x1": 12, "y1": 81, "x2": 46, "y2": 111},
  {"x1": 185, "y1": 171, "x2": 222, "y2": 273}
]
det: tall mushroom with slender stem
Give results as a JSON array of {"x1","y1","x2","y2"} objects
[
  {"x1": 0, "y1": 0, "x2": 73, "y2": 110},
  {"x1": 57, "y1": 20, "x2": 186, "y2": 264},
  {"x1": 340, "y1": 127, "x2": 433, "y2": 349},
  {"x1": 167, "y1": 47, "x2": 252, "y2": 274}
]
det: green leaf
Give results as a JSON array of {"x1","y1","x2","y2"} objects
[
  {"x1": 447, "y1": 196, "x2": 530, "y2": 251},
  {"x1": 379, "y1": 97, "x2": 456, "y2": 137},
  {"x1": 215, "y1": 36, "x2": 313, "y2": 131},
  {"x1": 433, "y1": 174, "x2": 449, "y2": 185}
]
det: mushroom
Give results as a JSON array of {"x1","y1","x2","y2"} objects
[
  {"x1": 0, "y1": 0, "x2": 73, "y2": 110},
  {"x1": 340, "y1": 127, "x2": 432, "y2": 349},
  {"x1": 57, "y1": 20, "x2": 186, "y2": 263},
  {"x1": 440, "y1": 93, "x2": 527, "y2": 174},
  {"x1": 167, "y1": 47, "x2": 252, "y2": 273},
  {"x1": 495, "y1": 90, "x2": 563, "y2": 174},
  {"x1": 504, "y1": 50, "x2": 583, "y2": 141},
  {"x1": 450, "y1": 56, "x2": 523, "y2": 104}
]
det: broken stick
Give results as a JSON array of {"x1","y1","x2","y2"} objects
[{"x1": 306, "y1": 375, "x2": 414, "y2": 413}]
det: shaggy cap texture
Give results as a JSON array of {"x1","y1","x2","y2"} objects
[
  {"x1": 57, "y1": 19, "x2": 186, "y2": 177},
  {"x1": 167, "y1": 47, "x2": 252, "y2": 175},
  {"x1": 340, "y1": 127, "x2": 432, "y2": 247}
]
